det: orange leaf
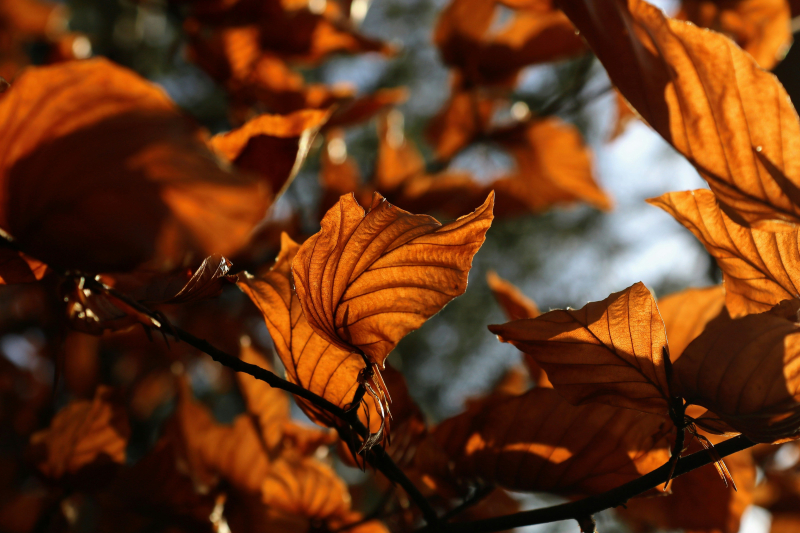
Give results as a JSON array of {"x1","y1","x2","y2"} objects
[
  {"x1": 560, "y1": 0, "x2": 800, "y2": 229},
  {"x1": 0, "y1": 59, "x2": 271, "y2": 273},
  {"x1": 209, "y1": 109, "x2": 328, "y2": 201},
  {"x1": 29, "y1": 386, "x2": 130, "y2": 480},
  {"x1": 238, "y1": 234, "x2": 365, "y2": 428},
  {"x1": 489, "y1": 282, "x2": 672, "y2": 416},
  {"x1": 671, "y1": 299, "x2": 800, "y2": 443},
  {"x1": 426, "y1": 88, "x2": 495, "y2": 160},
  {"x1": 657, "y1": 284, "x2": 727, "y2": 362},
  {"x1": 0, "y1": 247, "x2": 47, "y2": 284},
  {"x1": 487, "y1": 270, "x2": 540, "y2": 320},
  {"x1": 678, "y1": 0, "x2": 792, "y2": 70},
  {"x1": 415, "y1": 387, "x2": 672, "y2": 495},
  {"x1": 649, "y1": 189, "x2": 800, "y2": 317},
  {"x1": 292, "y1": 191, "x2": 494, "y2": 366},
  {"x1": 261, "y1": 456, "x2": 351, "y2": 521},
  {"x1": 620, "y1": 436, "x2": 756, "y2": 533}
]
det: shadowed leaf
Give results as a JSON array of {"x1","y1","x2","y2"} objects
[
  {"x1": 657, "y1": 284, "x2": 726, "y2": 362},
  {"x1": 489, "y1": 282, "x2": 672, "y2": 415},
  {"x1": 560, "y1": 0, "x2": 800, "y2": 229}
]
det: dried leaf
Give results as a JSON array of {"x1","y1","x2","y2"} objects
[
  {"x1": 649, "y1": 189, "x2": 800, "y2": 317},
  {"x1": 657, "y1": 284, "x2": 726, "y2": 362},
  {"x1": 487, "y1": 270, "x2": 540, "y2": 320},
  {"x1": 560, "y1": 0, "x2": 800, "y2": 229},
  {"x1": 261, "y1": 456, "x2": 351, "y2": 520},
  {"x1": 620, "y1": 436, "x2": 756, "y2": 533},
  {"x1": 426, "y1": 88, "x2": 495, "y2": 160},
  {"x1": 292, "y1": 191, "x2": 494, "y2": 366},
  {"x1": 29, "y1": 386, "x2": 130, "y2": 481},
  {"x1": 238, "y1": 234, "x2": 365, "y2": 427},
  {"x1": 209, "y1": 109, "x2": 328, "y2": 200},
  {"x1": 489, "y1": 282, "x2": 672, "y2": 416},
  {"x1": 671, "y1": 300, "x2": 800, "y2": 443},
  {"x1": 415, "y1": 387, "x2": 672, "y2": 495},
  {"x1": 678, "y1": 0, "x2": 792, "y2": 70},
  {"x1": 0, "y1": 247, "x2": 47, "y2": 284},
  {"x1": 0, "y1": 59, "x2": 270, "y2": 273}
]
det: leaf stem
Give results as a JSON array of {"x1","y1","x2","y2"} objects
[{"x1": 416, "y1": 434, "x2": 755, "y2": 533}]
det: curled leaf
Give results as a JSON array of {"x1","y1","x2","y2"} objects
[
  {"x1": 292, "y1": 192, "x2": 494, "y2": 366},
  {"x1": 489, "y1": 282, "x2": 672, "y2": 415},
  {"x1": 649, "y1": 189, "x2": 800, "y2": 317},
  {"x1": 657, "y1": 284, "x2": 726, "y2": 362},
  {"x1": 560, "y1": 0, "x2": 800, "y2": 229},
  {"x1": 415, "y1": 387, "x2": 672, "y2": 495}
]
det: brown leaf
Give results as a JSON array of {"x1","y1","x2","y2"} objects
[
  {"x1": 489, "y1": 282, "x2": 672, "y2": 415},
  {"x1": 649, "y1": 189, "x2": 800, "y2": 317},
  {"x1": 620, "y1": 436, "x2": 756, "y2": 533},
  {"x1": 375, "y1": 110, "x2": 426, "y2": 193},
  {"x1": 492, "y1": 117, "x2": 612, "y2": 214},
  {"x1": 209, "y1": 109, "x2": 328, "y2": 200},
  {"x1": 560, "y1": 0, "x2": 800, "y2": 229},
  {"x1": 487, "y1": 270, "x2": 540, "y2": 320},
  {"x1": 237, "y1": 234, "x2": 365, "y2": 427},
  {"x1": 292, "y1": 191, "x2": 494, "y2": 366},
  {"x1": 261, "y1": 456, "x2": 351, "y2": 520},
  {"x1": 678, "y1": 0, "x2": 792, "y2": 70},
  {"x1": 29, "y1": 386, "x2": 130, "y2": 481},
  {"x1": 414, "y1": 387, "x2": 672, "y2": 495},
  {"x1": 0, "y1": 247, "x2": 47, "y2": 284},
  {"x1": 657, "y1": 284, "x2": 727, "y2": 362},
  {"x1": 671, "y1": 300, "x2": 800, "y2": 443},
  {"x1": 0, "y1": 59, "x2": 271, "y2": 273},
  {"x1": 426, "y1": 87, "x2": 495, "y2": 160},
  {"x1": 236, "y1": 342, "x2": 336, "y2": 454}
]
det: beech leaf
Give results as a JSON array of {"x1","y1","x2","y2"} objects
[
  {"x1": 487, "y1": 270, "x2": 540, "y2": 320},
  {"x1": 489, "y1": 282, "x2": 672, "y2": 415},
  {"x1": 292, "y1": 191, "x2": 494, "y2": 366},
  {"x1": 559, "y1": 0, "x2": 800, "y2": 229},
  {"x1": 649, "y1": 189, "x2": 800, "y2": 317},
  {"x1": 414, "y1": 387, "x2": 673, "y2": 495},
  {"x1": 0, "y1": 246, "x2": 47, "y2": 284},
  {"x1": 657, "y1": 284, "x2": 727, "y2": 362},
  {"x1": 29, "y1": 386, "x2": 130, "y2": 481},
  {"x1": 671, "y1": 300, "x2": 800, "y2": 443},
  {"x1": 238, "y1": 234, "x2": 366, "y2": 428}
]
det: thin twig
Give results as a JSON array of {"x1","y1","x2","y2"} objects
[
  {"x1": 83, "y1": 277, "x2": 440, "y2": 525},
  {"x1": 416, "y1": 435, "x2": 755, "y2": 533}
]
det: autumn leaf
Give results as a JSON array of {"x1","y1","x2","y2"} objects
[
  {"x1": 487, "y1": 270, "x2": 540, "y2": 320},
  {"x1": 0, "y1": 246, "x2": 47, "y2": 284},
  {"x1": 426, "y1": 87, "x2": 495, "y2": 160},
  {"x1": 650, "y1": 189, "x2": 800, "y2": 317},
  {"x1": 208, "y1": 109, "x2": 328, "y2": 201},
  {"x1": 262, "y1": 456, "x2": 351, "y2": 520},
  {"x1": 657, "y1": 284, "x2": 727, "y2": 362},
  {"x1": 292, "y1": 191, "x2": 495, "y2": 366},
  {"x1": 678, "y1": 0, "x2": 792, "y2": 70},
  {"x1": 559, "y1": 0, "x2": 800, "y2": 229},
  {"x1": 414, "y1": 387, "x2": 672, "y2": 495},
  {"x1": 375, "y1": 111, "x2": 426, "y2": 193},
  {"x1": 490, "y1": 282, "x2": 672, "y2": 415},
  {"x1": 671, "y1": 299, "x2": 800, "y2": 443},
  {"x1": 238, "y1": 234, "x2": 366, "y2": 429},
  {"x1": 29, "y1": 386, "x2": 130, "y2": 481},
  {"x1": 620, "y1": 435, "x2": 756, "y2": 533},
  {"x1": 0, "y1": 58, "x2": 271, "y2": 273}
]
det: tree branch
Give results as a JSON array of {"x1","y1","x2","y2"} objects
[
  {"x1": 417, "y1": 434, "x2": 755, "y2": 533},
  {"x1": 84, "y1": 277, "x2": 440, "y2": 525}
]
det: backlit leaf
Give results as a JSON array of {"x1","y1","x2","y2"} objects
[
  {"x1": 238, "y1": 234, "x2": 365, "y2": 428},
  {"x1": 489, "y1": 282, "x2": 672, "y2": 415},
  {"x1": 414, "y1": 387, "x2": 672, "y2": 495},
  {"x1": 657, "y1": 284, "x2": 726, "y2": 362},
  {"x1": 292, "y1": 191, "x2": 494, "y2": 366},
  {"x1": 650, "y1": 189, "x2": 800, "y2": 317},
  {"x1": 29, "y1": 386, "x2": 130, "y2": 480},
  {"x1": 671, "y1": 300, "x2": 800, "y2": 442},
  {"x1": 0, "y1": 247, "x2": 47, "y2": 284},
  {"x1": 487, "y1": 270, "x2": 540, "y2": 320},
  {"x1": 560, "y1": 0, "x2": 800, "y2": 229},
  {"x1": 0, "y1": 59, "x2": 270, "y2": 273}
]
